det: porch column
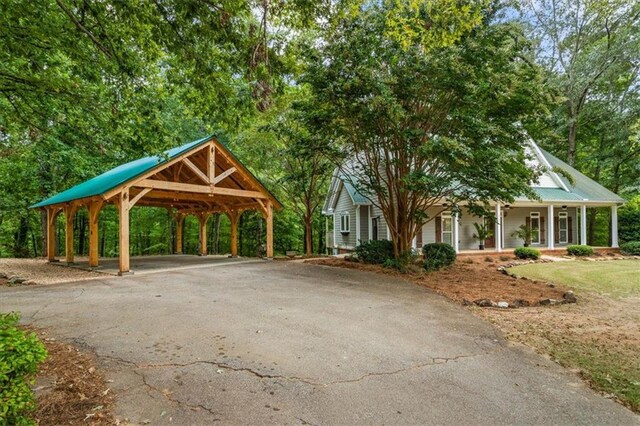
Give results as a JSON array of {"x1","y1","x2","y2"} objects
[
  {"x1": 88, "y1": 201, "x2": 103, "y2": 267},
  {"x1": 580, "y1": 205, "x2": 587, "y2": 245},
  {"x1": 611, "y1": 205, "x2": 619, "y2": 248},
  {"x1": 266, "y1": 201, "x2": 274, "y2": 258},
  {"x1": 547, "y1": 204, "x2": 555, "y2": 250},
  {"x1": 46, "y1": 207, "x2": 61, "y2": 262},
  {"x1": 495, "y1": 204, "x2": 502, "y2": 252},
  {"x1": 453, "y1": 212, "x2": 460, "y2": 253},
  {"x1": 63, "y1": 205, "x2": 78, "y2": 265},
  {"x1": 174, "y1": 213, "x2": 185, "y2": 254},
  {"x1": 355, "y1": 206, "x2": 360, "y2": 246},
  {"x1": 198, "y1": 213, "x2": 210, "y2": 256},
  {"x1": 118, "y1": 189, "x2": 130, "y2": 275}
]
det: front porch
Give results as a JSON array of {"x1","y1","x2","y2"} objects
[{"x1": 417, "y1": 203, "x2": 620, "y2": 253}]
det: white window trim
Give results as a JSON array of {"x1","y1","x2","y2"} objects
[
  {"x1": 558, "y1": 211, "x2": 568, "y2": 244},
  {"x1": 441, "y1": 212, "x2": 453, "y2": 246},
  {"x1": 340, "y1": 213, "x2": 350, "y2": 233},
  {"x1": 530, "y1": 211, "x2": 541, "y2": 245}
]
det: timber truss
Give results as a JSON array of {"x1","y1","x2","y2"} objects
[{"x1": 41, "y1": 137, "x2": 281, "y2": 274}]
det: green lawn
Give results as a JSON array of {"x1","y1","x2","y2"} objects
[{"x1": 509, "y1": 260, "x2": 640, "y2": 297}]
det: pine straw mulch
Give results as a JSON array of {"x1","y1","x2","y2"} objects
[
  {"x1": 29, "y1": 327, "x2": 116, "y2": 425},
  {"x1": 304, "y1": 257, "x2": 567, "y2": 307}
]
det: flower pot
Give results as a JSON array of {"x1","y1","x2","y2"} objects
[{"x1": 478, "y1": 244, "x2": 485, "y2": 250}]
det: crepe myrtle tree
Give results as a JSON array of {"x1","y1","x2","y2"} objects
[{"x1": 305, "y1": 4, "x2": 546, "y2": 260}]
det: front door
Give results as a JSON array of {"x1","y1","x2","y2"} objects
[{"x1": 484, "y1": 217, "x2": 495, "y2": 249}]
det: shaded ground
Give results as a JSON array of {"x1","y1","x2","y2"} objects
[
  {"x1": 0, "y1": 258, "x2": 102, "y2": 285},
  {"x1": 1, "y1": 261, "x2": 636, "y2": 425},
  {"x1": 306, "y1": 257, "x2": 567, "y2": 306},
  {"x1": 31, "y1": 327, "x2": 115, "y2": 425}
]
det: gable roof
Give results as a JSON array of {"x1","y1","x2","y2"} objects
[
  {"x1": 322, "y1": 172, "x2": 371, "y2": 214},
  {"x1": 32, "y1": 135, "x2": 282, "y2": 209},
  {"x1": 537, "y1": 148, "x2": 625, "y2": 203}
]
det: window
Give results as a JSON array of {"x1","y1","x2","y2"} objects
[
  {"x1": 558, "y1": 212, "x2": 568, "y2": 244},
  {"x1": 441, "y1": 213, "x2": 453, "y2": 245},
  {"x1": 371, "y1": 218, "x2": 378, "y2": 241},
  {"x1": 531, "y1": 212, "x2": 540, "y2": 244},
  {"x1": 340, "y1": 214, "x2": 350, "y2": 233}
]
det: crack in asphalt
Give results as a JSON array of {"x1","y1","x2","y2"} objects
[
  {"x1": 100, "y1": 349, "x2": 503, "y2": 389},
  {"x1": 132, "y1": 368, "x2": 221, "y2": 420}
]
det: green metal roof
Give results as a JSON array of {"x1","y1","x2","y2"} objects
[
  {"x1": 33, "y1": 135, "x2": 220, "y2": 209},
  {"x1": 520, "y1": 187, "x2": 587, "y2": 202},
  {"x1": 538, "y1": 149, "x2": 625, "y2": 203},
  {"x1": 342, "y1": 178, "x2": 371, "y2": 205}
]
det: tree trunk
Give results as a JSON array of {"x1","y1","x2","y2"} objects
[
  {"x1": 304, "y1": 212, "x2": 313, "y2": 256},
  {"x1": 567, "y1": 119, "x2": 578, "y2": 166}
]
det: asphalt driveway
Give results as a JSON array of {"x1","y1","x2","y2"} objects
[{"x1": 1, "y1": 261, "x2": 637, "y2": 425}]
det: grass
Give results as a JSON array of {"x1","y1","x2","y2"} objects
[
  {"x1": 497, "y1": 258, "x2": 640, "y2": 411},
  {"x1": 508, "y1": 259, "x2": 640, "y2": 298}
]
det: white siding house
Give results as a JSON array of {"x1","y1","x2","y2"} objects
[{"x1": 322, "y1": 139, "x2": 624, "y2": 254}]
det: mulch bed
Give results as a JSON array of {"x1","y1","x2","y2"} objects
[
  {"x1": 305, "y1": 257, "x2": 567, "y2": 307},
  {"x1": 29, "y1": 328, "x2": 115, "y2": 425}
]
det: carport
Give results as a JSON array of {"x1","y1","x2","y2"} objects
[{"x1": 31, "y1": 135, "x2": 282, "y2": 275}]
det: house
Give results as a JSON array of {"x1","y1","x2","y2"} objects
[{"x1": 322, "y1": 139, "x2": 624, "y2": 253}]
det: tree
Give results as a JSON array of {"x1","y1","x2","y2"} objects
[
  {"x1": 268, "y1": 94, "x2": 333, "y2": 256},
  {"x1": 521, "y1": 0, "x2": 640, "y2": 165},
  {"x1": 304, "y1": 5, "x2": 546, "y2": 259}
]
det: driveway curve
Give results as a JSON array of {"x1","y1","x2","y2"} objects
[{"x1": 1, "y1": 261, "x2": 637, "y2": 425}]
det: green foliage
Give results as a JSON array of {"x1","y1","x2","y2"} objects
[
  {"x1": 620, "y1": 200, "x2": 640, "y2": 243},
  {"x1": 354, "y1": 240, "x2": 394, "y2": 265},
  {"x1": 304, "y1": 4, "x2": 547, "y2": 258},
  {"x1": 567, "y1": 245, "x2": 594, "y2": 256},
  {"x1": 514, "y1": 247, "x2": 540, "y2": 260},
  {"x1": 382, "y1": 250, "x2": 418, "y2": 272},
  {"x1": 620, "y1": 241, "x2": 640, "y2": 256},
  {"x1": 472, "y1": 222, "x2": 493, "y2": 243},
  {"x1": 422, "y1": 243, "x2": 457, "y2": 271},
  {"x1": 0, "y1": 312, "x2": 48, "y2": 425},
  {"x1": 511, "y1": 224, "x2": 536, "y2": 247}
]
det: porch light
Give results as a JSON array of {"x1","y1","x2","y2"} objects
[
  {"x1": 562, "y1": 205, "x2": 567, "y2": 210},
  {"x1": 504, "y1": 205, "x2": 510, "y2": 210}
]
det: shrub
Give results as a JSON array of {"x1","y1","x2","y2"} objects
[
  {"x1": 0, "y1": 312, "x2": 48, "y2": 425},
  {"x1": 382, "y1": 250, "x2": 417, "y2": 272},
  {"x1": 354, "y1": 239, "x2": 394, "y2": 265},
  {"x1": 620, "y1": 204, "x2": 640, "y2": 243},
  {"x1": 422, "y1": 243, "x2": 456, "y2": 271},
  {"x1": 567, "y1": 245, "x2": 594, "y2": 256},
  {"x1": 620, "y1": 241, "x2": 640, "y2": 255},
  {"x1": 514, "y1": 247, "x2": 540, "y2": 260}
]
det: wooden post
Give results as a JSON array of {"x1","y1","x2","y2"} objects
[
  {"x1": 198, "y1": 213, "x2": 209, "y2": 256},
  {"x1": 266, "y1": 201, "x2": 273, "y2": 258},
  {"x1": 228, "y1": 211, "x2": 240, "y2": 257},
  {"x1": 118, "y1": 189, "x2": 130, "y2": 275},
  {"x1": 46, "y1": 207, "x2": 61, "y2": 262},
  {"x1": 88, "y1": 201, "x2": 103, "y2": 267},
  {"x1": 175, "y1": 213, "x2": 185, "y2": 254},
  {"x1": 63, "y1": 205, "x2": 77, "y2": 264}
]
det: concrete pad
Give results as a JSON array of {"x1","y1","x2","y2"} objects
[
  {"x1": 1, "y1": 262, "x2": 637, "y2": 425},
  {"x1": 65, "y1": 254, "x2": 262, "y2": 276}
]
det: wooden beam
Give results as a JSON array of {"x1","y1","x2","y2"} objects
[
  {"x1": 212, "y1": 167, "x2": 236, "y2": 185},
  {"x1": 88, "y1": 200, "x2": 103, "y2": 267},
  {"x1": 129, "y1": 188, "x2": 152, "y2": 207},
  {"x1": 135, "y1": 179, "x2": 267, "y2": 199},
  {"x1": 46, "y1": 207, "x2": 61, "y2": 262},
  {"x1": 174, "y1": 212, "x2": 185, "y2": 254},
  {"x1": 197, "y1": 213, "x2": 210, "y2": 256},
  {"x1": 118, "y1": 189, "x2": 130, "y2": 274},
  {"x1": 63, "y1": 204, "x2": 78, "y2": 264},
  {"x1": 226, "y1": 210, "x2": 241, "y2": 257},
  {"x1": 265, "y1": 201, "x2": 273, "y2": 258},
  {"x1": 183, "y1": 157, "x2": 209, "y2": 184},
  {"x1": 208, "y1": 144, "x2": 215, "y2": 183}
]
